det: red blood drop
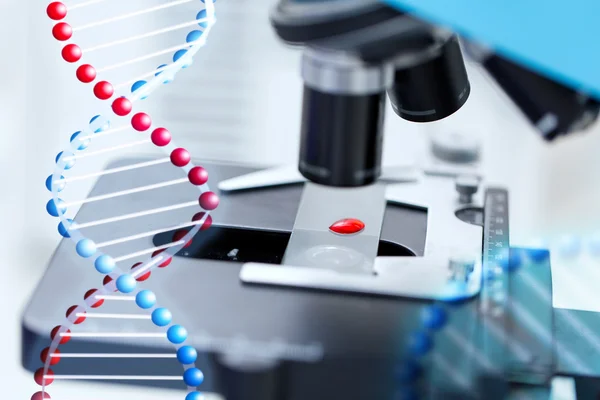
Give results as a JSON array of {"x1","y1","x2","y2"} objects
[
  {"x1": 50, "y1": 326, "x2": 71, "y2": 344},
  {"x1": 40, "y1": 348, "x2": 61, "y2": 365},
  {"x1": 151, "y1": 128, "x2": 171, "y2": 146},
  {"x1": 329, "y1": 218, "x2": 365, "y2": 235},
  {"x1": 188, "y1": 166, "x2": 208, "y2": 185},
  {"x1": 34, "y1": 368, "x2": 54, "y2": 386},
  {"x1": 61, "y1": 44, "x2": 82, "y2": 63},
  {"x1": 52, "y1": 22, "x2": 72, "y2": 41},
  {"x1": 93, "y1": 81, "x2": 114, "y2": 100},
  {"x1": 84, "y1": 289, "x2": 104, "y2": 308},
  {"x1": 66, "y1": 305, "x2": 86, "y2": 324},
  {"x1": 131, "y1": 262, "x2": 151, "y2": 281},
  {"x1": 199, "y1": 191, "x2": 219, "y2": 210},
  {"x1": 192, "y1": 212, "x2": 213, "y2": 231},
  {"x1": 31, "y1": 391, "x2": 51, "y2": 400},
  {"x1": 152, "y1": 250, "x2": 172, "y2": 268},
  {"x1": 76, "y1": 64, "x2": 96, "y2": 83},
  {"x1": 131, "y1": 113, "x2": 152, "y2": 131},
  {"x1": 170, "y1": 148, "x2": 190, "y2": 167},
  {"x1": 112, "y1": 97, "x2": 132, "y2": 116},
  {"x1": 173, "y1": 230, "x2": 192, "y2": 248},
  {"x1": 47, "y1": 2, "x2": 67, "y2": 20}
]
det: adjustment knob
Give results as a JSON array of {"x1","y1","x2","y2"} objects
[{"x1": 455, "y1": 175, "x2": 480, "y2": 204}]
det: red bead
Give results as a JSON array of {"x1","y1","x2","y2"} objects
[
  {"x1": 52, "y1": 22, "x2": 72, "y2": 41},
  {"x1": 112, "y1": 97, "x2": 132, "y2": 116},
  {"x1": 152, "y1": 250, "x2": 172, "y2": 268},
  {"x1": 170, "y1": 148, "x2": 190, "y2": 167},
  {"x1": 50, "y1": 326, "x2": 71, "y2": 344},
  {"x1": 76, "y1": 64, "x2": 96, "y2": 83},
  {"x1": 61, "y1": 44, "x2": 82, "y2": 63},
  {"x1": 47, "y1": 2, "x2": 67, "y2": 20},
  {"x1": 131, "y1": 113, "x2": 152, "y2": 131},
  {"x1": 84, "y1": 289, "x2": 104, "y2": 308},
  {"x1": 93, "y1": 81, "x2": 114, "y2": 100},
  {"x1": 151, "y1": 128, "x2": 171, "y2": 146},
  {"x1": 199, "y1": 191, "x2": 219, "y2": 210},
  {"x1": 34, "y1": 368, "x2": 53, "y2": 386},
  {"x1": 66, "y1": 305, "x2": 86, "y2": 324},
  {"x1": 188, "y1": 166, "x2": 208, "y2": 185},
  {"x1": 103, "y1": 274, "x2": 119, "y2": 292},
  {"x1": 173, "y1": 230, "x2": 192, "y2": 248},
  {"x1": 329, "y1": 218, "x2": 365, "y2": 235},
  {"x1": 31, "y1": 391, "x2": 51, "y2": 400},
  {"x1": 40, "y1": 348, "x2": 61, "y2": 366},
  {"x1": 192, "y1": 212, "x2": 213, "y2": 230},
  {"x1": 131, "y1": 262, "x2": 151, "y2": 281}
]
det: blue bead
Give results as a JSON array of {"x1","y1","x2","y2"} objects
[
  {"x1": 89, "y1": 115, "x2": 110, "y2": 133},
  {"x1": 183, "y1": 368, "x2": 204, "y2": 387},
  {"x1": 394, "y1": 359, "x2": 422, "y2": 383},
  {"x1": 116, "y1": 274, "x2": 137, "y2": 293},
  {"x1": 558, "y1": 236, "x2": 581, "y2": 259},
  {"x1": 95, "y1": 255, "x2": 116, "y2": 274},
  {"x1": 155, "y1": 64, "x2": 168, "y2": 76},
  {"x1": 131, "y1": 80, "x2": 148, "y2": 100},
  {"x1": 200, "y1": 0, "x2": 216, "y2": 3},
  {"x1": 58, "y1": 218, "x2": 74, "y2": 238},
  {"x1": 46, "y1": 198, "x2": 66, "y2": 217},
  {"x1": 70, "y1": 131, "x2": 90, "y2": 150},
  {"x1": 167, "y1": 325, "x2": 188, "y2": 344},
  {"x1": 421, "y1": 304, "x2": 447, "y2": 331},
  {"x1": 589, "y1": 235, "x2": 600, "y2": 258},
  {"x1": 196, "y1": 10, "x2": 208, "y2": 28},
  {"x1": 76, "y1": 239, "x2": 97, "y2": 258},
  {"x1": 186, "y1": 30, "x2": 203, "y2": 43},
  {"x1": 407, "y1": 331, "x2": 433, "y2": 357},
  {"x1": 177, "y1": 346, "x2": 198, "y2": 365},
  {"x1": 45, "y1": 174, "x2": 66, "y2": 192},
  {"x1": 56, "y1": 151, "x2": 76, "y2": 170},
  {"x1": 186, "y1": 393, "x2": 206, "y2": 400},
  {"x1": 173, "y1": 49, "x2": 192, "y2": 68},
  {"x1": 136, "y1": 290, "x2": 157, "y2": 309},
  {"x1": 151, "y1": 308, "x2": 172, "y2": 327}
]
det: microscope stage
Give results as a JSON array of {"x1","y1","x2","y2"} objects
[{"x1": 21, "y1": 159, "x2": 600, "y2": 400}]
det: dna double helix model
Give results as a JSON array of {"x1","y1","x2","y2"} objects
[{"x1": 33, "y1": 1, "x2": 218, "y2": 399}]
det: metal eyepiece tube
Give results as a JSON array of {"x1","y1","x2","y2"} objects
[{"x1": 298, "y1": 47, "x2": 393, "y2": 187}]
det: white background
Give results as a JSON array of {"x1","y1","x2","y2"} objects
[{"x1": 1, "y1": 0, "x2": 599, "y2": 398}]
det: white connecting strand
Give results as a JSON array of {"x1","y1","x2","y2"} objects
[
  {"x1": 78, "y1": 125, "x2": 130, "y2": 141},
  {"x1": 84, "y1": 18, "x2": 208, "y2": 53},
  {"x1": 71, "y1": 200, "x2": 197, "y2": 229},
  {"x1": 57, "y1": 158, "x2": 171, "y2": 185},
  {"x1": 69, "y1": 0, "x2": 111, "y2": 10},
  {"x1": 114, "y1": 44, "x2": 203, "y2": 89},
  {"x1": 46, "y1": 375, "x2": 182, "y2": 381},
  {"x1": 62, "y1": 139, "x2": 151, "y2": 161},
  {"x1": 96, "y1": 41, "x2": 198, "y2": 73},
  {"x1": 131, "y1": 256, "x2": 165, "y2": 279},
  {"x1": 60, "y1": 332, "x2": 166, "y2": 338},
  {"x1": 73, "y1": 0, "x2": 194, "y2": 32},
  {"x1": 51, "y1": 353, "x2": 176, "y2": 358},
  {"x1": 96, "y1": 219, "x2": 205, "y2": 248},
  {"x1": 62, "y1": 178, "x2": 188, "y2": 207},
  {"x1": 95, "y1": 295, "x2": 135, "y2": 301},
  {"x1": 113, "y1": 240, "x2": 185, "y2": 263},
  {"x1": 75, "y1": 313, "x2": 151, "y2": 319}
]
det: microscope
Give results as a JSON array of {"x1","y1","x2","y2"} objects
[{"x1": 22, "y1": 0, "x2": 600, "y2": 399}]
